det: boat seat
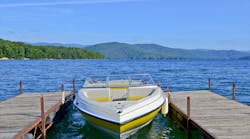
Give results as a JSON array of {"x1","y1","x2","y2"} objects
[
  {"x1": 81, "y1": 87, "x2": 156, "y2": 102},
  {"x1": 128, "y1": 87, "x2": 155, "y2": 100},
  {"x1": 110, "y1": 87, "x2": 128, "y2": 101},
  {"x1": 82, "y1": 88, "x2": 111, "y2": 101}
]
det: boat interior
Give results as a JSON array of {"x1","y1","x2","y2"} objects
[
  {"x1": 81, "y1": 86, "x2": 156, "y2": 102},
  {"x1": 81, "y1": 74, "x2": 158, "y2": 102}
]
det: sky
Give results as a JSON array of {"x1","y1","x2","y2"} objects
[{"x1": 0, "y1": 0, "x2": 249, "y2": 50}]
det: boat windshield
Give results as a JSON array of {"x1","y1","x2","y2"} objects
[{"x1": 83, "y1": 74, "x2": 155, "y2": 88}]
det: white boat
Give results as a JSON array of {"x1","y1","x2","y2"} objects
[{"x1": 73, "y1": 74, "x2": 168, "y2": 137}]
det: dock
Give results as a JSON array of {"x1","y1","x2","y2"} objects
[
  {"x1": 169, "y1": 90, "x2": 250, "y2": 139},
  {"x1": 1, "y1": 78, "x2": 250, "y2": 139},
  {"x1": 0, "y1": 92, "x2": 73, "y2": 139},
  {"x1": 0, "y1": 81, "x2": 75, "y2": 139}
]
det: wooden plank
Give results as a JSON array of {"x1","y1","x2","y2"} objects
[
  {"x1": 0, "y1": 92, "x2": 71, "y2": 138},
  {"x1": 170, "y1": 90, "x2": 250, "y2": 139},
  {"x1": 0, "y1": 133, "x2": 18, "y2": 139}
]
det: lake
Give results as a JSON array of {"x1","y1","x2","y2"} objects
[{"x1": 0, "y1": 59, "x2": 250, "y2": 138}]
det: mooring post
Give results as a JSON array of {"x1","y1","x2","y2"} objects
[
  {"x1": 72, "y1": 79, "x2": 76, "y2": 95},
  {"x1": 61, "y1": 84, "x2": 65, "y2": 104},
  {"x1": 187, "y1": 96, "x2": 191, "y2": 139},
  {"x1": 157, "y1": 81, "x2": 161, "y2": 87},
  {"x1": 187, "y1": 96, "x2": 190, "y2": 120},
  {"x1": 20, "y1": 80, "x2": 23, "y2": 95},
  {"x1": 168, "y1": 85, "x2": 171, "y2": 93},
  {"x1": 40, "y1": 96, "x2": 46, "y2": 139},
  {"x1": 208, "y1": 77, "x2": 211, "y2": 90},
  {"x1": 168, "y1": 85, "x2": 171, "y2": 104},
  {"x1": 233, "y1": 83, "x2": 236, "y2": 100}
]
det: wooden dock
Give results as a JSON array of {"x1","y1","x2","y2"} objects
[
  {"x1": 169, "y1": 90, "x2": 250, "y2": 139},
  {"x1": 0, "y1": 91, "x2": 73, "y2": 139},
  {"x1": 1, "y1": 78, "x2": 250, "y2": 139}
]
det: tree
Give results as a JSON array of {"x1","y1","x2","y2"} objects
[{"x1": 0, "y1": 39, "x2": 104, "y2": 59}]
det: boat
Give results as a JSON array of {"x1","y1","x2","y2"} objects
[{"x1": 73, "y1": 74, "x2": 168, "y2": 137}]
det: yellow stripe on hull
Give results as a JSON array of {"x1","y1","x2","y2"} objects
[{"x1": 81, "y1": 107, "x2": 161, "y2": 133}]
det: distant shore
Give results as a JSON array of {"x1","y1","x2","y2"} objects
[
  {"x1": 0, "y1": 57, "x2": 30, "y2": 60},
  {"x1": 0, "y1": 57, "x2": 9, "y2": 60},
  {"x1": 0, "y1": 57, "x2": 105, "y2": 60}
]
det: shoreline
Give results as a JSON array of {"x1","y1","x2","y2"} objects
[
  {"x1": 0, "y1": 57, "x2": 10, "y2": 60},
  {"x1": 0, "y1": 57, "x2": 104, "y2": 60}
]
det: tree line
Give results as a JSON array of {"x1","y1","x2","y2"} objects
[{"x1": 0, "y1": 39, "x2": 104, "y2": 59}]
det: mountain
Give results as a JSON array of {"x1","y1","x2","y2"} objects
[
  {"x1": 30, "y1": 42, "x2": 86, "y2": 48},
  {"x1": 0, "y1": 39, "x2": 104, "y2": 59},
  {"x1": 4, "y1": 40, "x2": 248, "y2": 60},
  {"x1": 85, "y1": 42, "x2": 249, "y2": 59}
]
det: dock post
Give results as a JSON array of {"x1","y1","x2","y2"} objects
[
  {"x1": 20, "y1": 80, "x2": 23, "y2": 95},
  {"x1": 233, "y1": 83, "x2": 236, "y2": 100},
  {"x1": 208, "y1": 77, "x2": 211, "y2": 90},
  {"x1": 157, "y1": 81, "x2": 161, "y2": 87},
  {"x1": 61, "y1": 84, "x2": 65, "y2": 104},
  {"x1": 187, "y1": 96, "x2": 191, "y2": 139},
  {"x1": 72, "y1": 79, "x2": 76, "y2": 95},
  {"x1": 168, "y1": 85, "x2": 171, "y2": 92},
  {"x1": 168, "y1": 85, "x2": 171, "y2": 104},
  {"x1": 40, "y1": 96, "x2": 46, "y2": 139}
]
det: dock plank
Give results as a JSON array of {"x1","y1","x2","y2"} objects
[
  {"x1": 0, "y1": 92, "x2": 70, "y2": 138},
  {"x1": 171, "y1": 90, "x2": 250, "y2": 139}
]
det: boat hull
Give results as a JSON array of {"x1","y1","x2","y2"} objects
[
  {"x1": 74, "y1": 75, "x2": 167, "y2": 136},
  {"x1": 80, "y1": 107, "x2": 161, "y2": 133}
]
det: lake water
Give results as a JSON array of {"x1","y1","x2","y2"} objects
[{"x1": 1, "y1": 59, "x2": 250, "y2": 138}]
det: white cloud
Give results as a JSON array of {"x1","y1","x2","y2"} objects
[{"x1": 0, "y1": 0, "x2": 145, "y2": 8}]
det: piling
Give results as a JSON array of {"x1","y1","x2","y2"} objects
[
  {"x1": 187, "y1": 96, "x2": 191, "y2": 138},
  {"x1": 168, "y1": 85, "x2": 171, "y2": 104},
  {"x1": 72, "y1": 79, "x2": 76, "y2": 95},
  {"x1": 208, "y1": 77, "x2": 211, "y2": 90},
  {"x1": 232, "y1": 83, "x2": 236, "y2": 100},
  {"x1": 20, "y1": 80, "x2": 22, "y2": 95},
  {"x1": 168, "y1": 85, "x2": 171, "y2": 93},
  {"x1": 157, "y1": 81, "x2": 161, "y2": 87},
  {"x1": 40, "y1": 96, "x2": 46, "y2": 139},
  {"x1": 61, "y1": 84, "x2": 65, "y2": 104}
]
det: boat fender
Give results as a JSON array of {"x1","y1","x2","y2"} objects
[{"x1": 161, "y1": 97, "x2": 168, "y2": 117}]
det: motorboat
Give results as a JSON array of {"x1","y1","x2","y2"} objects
[{"x1": 73, "y1": 74, "x2": 168, "y2": 137}]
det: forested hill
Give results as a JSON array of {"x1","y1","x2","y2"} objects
[
  {"x1": 86, "y1": 42, "x2": 249, "y2": 59},
  {"x1": 0, "y1": 39, "x2": 104, "y2": 59}
]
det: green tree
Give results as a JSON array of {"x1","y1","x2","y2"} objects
[{"x1": 0, "y1": 39, "x2": 104, "y2": 59}]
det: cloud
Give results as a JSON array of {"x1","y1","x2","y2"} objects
[{"x1": 0, "y1": 0, "x2": 145, "y2": 8}]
